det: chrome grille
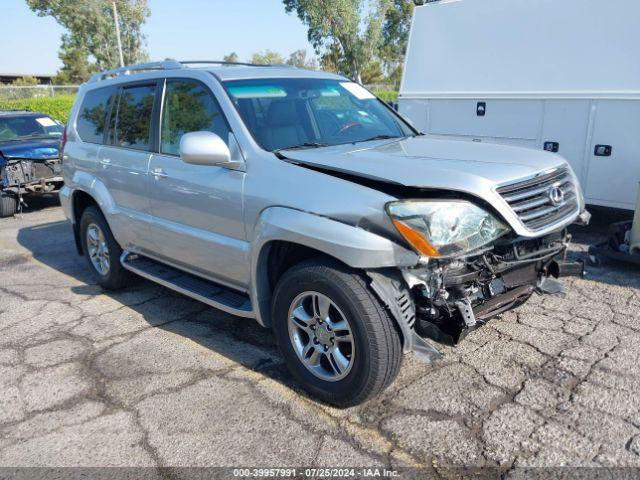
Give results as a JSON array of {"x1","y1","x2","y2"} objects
[{"x1": 497, "y1": 167, "x2": 579, "y2": 231}]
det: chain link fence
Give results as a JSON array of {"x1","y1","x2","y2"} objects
[{"x1": 0, "y1": 85, "x2": 79, "y2": 101}]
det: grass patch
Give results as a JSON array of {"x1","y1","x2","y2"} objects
[
  {"x1": 0, "y1": 95, "x2": 76, "y2": 124},
  {"x1": 372, "y1": 90, "x2": 398, "y2": 102}
]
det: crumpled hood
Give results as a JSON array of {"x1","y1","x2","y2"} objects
[
  {"x1": 281, "y1": 136, "x2": 580, "y2": 238},
  {"x1": 0, "y1": 138, "x2": 60, "y2": 161},
  {"x1": 281, "y1": 136, "x2": 567, "y2": 192}
]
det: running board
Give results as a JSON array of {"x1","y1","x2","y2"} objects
[{"x1": 120, "y1": 252, "x2": 254, "y2": 318}]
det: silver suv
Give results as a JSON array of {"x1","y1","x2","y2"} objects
[{"x1": 61, "y1": 60, "x2": 590, "y2": 406}]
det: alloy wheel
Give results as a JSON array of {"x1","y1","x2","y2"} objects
[
  {"x1": 86, "y1": 223, "x2": 110, "y2": 276},
  {"x1": 287, "y1": 291, "x2": 355, "y2": 382}
]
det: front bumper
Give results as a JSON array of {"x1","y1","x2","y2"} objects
[
  {"x1": 367, "y1": 222, "x2": 587, "y2": 359},
  {"x1": 407, "y1": 228, "x2": 581, "y2": 346}
]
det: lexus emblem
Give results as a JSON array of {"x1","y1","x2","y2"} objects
[{"x1": 548, "y1": 186, "x2": 565, "y2": 206}]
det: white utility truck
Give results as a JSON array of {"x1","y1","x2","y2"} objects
[{"x1": 398, "y1": 0, "x2": 640, "y2": 210}]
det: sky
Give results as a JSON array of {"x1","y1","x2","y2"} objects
[{"x1": 0, "y1": 0, "x2": 316, "y2": 76}]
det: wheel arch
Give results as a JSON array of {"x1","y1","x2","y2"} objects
[
  {"x1": 67, "y1": 174, "x2": 117, "y2": 255},
  {"x1": 70, "y1": 190, "x2": 100, "y2": 255},
  {"x1": 249, "y1": 207, "x2": 419, "y2": 331}
]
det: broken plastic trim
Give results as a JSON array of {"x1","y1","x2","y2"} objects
[{"x1": 367, "y1": 269, "x2": 441, "y2": 362}]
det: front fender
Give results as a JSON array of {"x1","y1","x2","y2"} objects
[{"x1": 249, "y1": 207, "x2": 419, "y2": 327}]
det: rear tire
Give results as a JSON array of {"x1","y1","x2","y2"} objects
[
  {"x1": 272, "y1": 259, "x2": 402, "y2": 407},
  {"x1": 79, "y1": 206, "x2": 131, "y2": 290},
  {"x1": 0, "y1": 192, "x2": 17, "y2": 218}
]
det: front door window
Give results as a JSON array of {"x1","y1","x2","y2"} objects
[{"x1": 161, "y1": 80, "x2": 231, "y2": 156}]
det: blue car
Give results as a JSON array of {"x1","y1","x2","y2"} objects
[{"x1": 0, "y1": 110, "x2": 64, "y2": 217}]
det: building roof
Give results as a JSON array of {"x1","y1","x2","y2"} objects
[{"x1": 0, "y1": 73, "x2": 55, "y2": 85}]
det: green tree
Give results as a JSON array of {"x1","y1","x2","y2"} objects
[
  {"x1": 26, "y1": 0, "x2": 150, "y2": 83},
  {"x1": 53, "y1": 36, "x2": 97, "y2": 84},
  {"x1": 318, "y1": 42, "x2": 343, "y2": 73},
  {"x1": 283, "y1": 0, "x2": 392, "y2": 83},
  {"x1": 250, "y1": 50, "x2": 286, "y2": 65},
  {"x1": 287, "y1": 49, "x2": 318, "y2": 69},
  {"x1": 360, "y1": 61, "x2": 385, "y2": 85},
  {"x1": 379, "y1": 0, "x2": 413, "y2": 86},
  {"x1": 380, "y1": 0, "x2": 437, "y2": 88},
  {"x1": 11, "y1": 76, "x2": 39, "y2": 87},
  {"x1": 223, "y1": 52, "x2": 239, "y2": 63}
]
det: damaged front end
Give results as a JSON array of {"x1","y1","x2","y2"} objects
[
  {"x1": 401, "y1": 229, "x2": 583, "y2": 346},
  {"x1": 0, "y1": 156, "x2": 63, "y2": 195},
  {"x1": 366, "y1": 191, "x2": 588, "y2": 357},
  {"x1": 0, "y1": 113, "x2": 64, "y2": 199}
]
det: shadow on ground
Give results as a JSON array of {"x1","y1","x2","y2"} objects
[
  {"x1": 15, "y1": 192, "x2": 61, "y2": 214},
  {"x1": 568, "y1": 207, "x2": 640, "y2": 289},
  {"x1": 16, "y1": 218, "x2": 304, "y2": 400}
]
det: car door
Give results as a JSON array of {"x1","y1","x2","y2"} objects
[
  {"x1": 146, "y1": 78, "x2": 248, "y2": 290},
  {"x1": 97, "y1": 81, "x2": 157, "y2": 253}
]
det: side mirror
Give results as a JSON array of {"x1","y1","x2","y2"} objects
[{"x1": 179, "y1": 131, "x2": 231, "y2": 167}]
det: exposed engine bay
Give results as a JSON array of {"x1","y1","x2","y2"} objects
[
  {"x1": 400, "y1": 229, "x2": 583, "y2": 345},
  {"x1": 0, "y1": 157, "x2": 63, "y2": 194}
]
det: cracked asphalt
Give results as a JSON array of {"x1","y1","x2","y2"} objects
[{"x1": 1, "y1": 196, "x2": 639, "y2": 474}]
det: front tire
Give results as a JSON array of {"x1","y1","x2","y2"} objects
[
  {"x1": 79, "y1": 206, "x2": 131, "y2": 290},
  {"x1": 272, "y1": 259, "x2": 402, "y2": 407}
]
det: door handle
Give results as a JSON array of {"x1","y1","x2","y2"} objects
[
  {"x1": 99, "y1": 158, "x2": 112, "y2": 167},
  {"x1": 594, "y1": 145, "x2": 612, "y2": 157},
  {"x1": 544, "y1": 141, "x2": 559, "y2": 153},
  {"x1": 151, "y1": 168, "x2": 168, "y2": 179}
]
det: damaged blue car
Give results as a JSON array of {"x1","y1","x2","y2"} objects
[{"x1": 0, "y1": 110, "x2": 64, "y2": 217}]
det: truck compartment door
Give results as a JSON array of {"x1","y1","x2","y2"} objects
[{"x1": 585, "y1": 100, "x2": 640, "y2": 209}]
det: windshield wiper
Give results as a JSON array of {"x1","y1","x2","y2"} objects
[
  {"x1": 358, "y1": 134, "x2": 404, "y2": 143},
  {"x1": 273, "y1": 142, "x2": 328, "y2": 157}
]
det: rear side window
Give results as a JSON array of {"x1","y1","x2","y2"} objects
[
  {"x1": 107, "y1": 84, "x2": 156, "y2": 151},
  {"x1": 76, "y1": 87, "x2": 114, "y2": 144},
  {"x1": 160, "y1": 80, "x2": 230, "y2": 156}
]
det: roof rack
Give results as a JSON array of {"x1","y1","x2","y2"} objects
[
  {"x1": 181, "y1": 60, "x2": 293, "y2": 68},
  {"x1": 88, "y1": 60, "x2": 182, "y2": 83},
  {"x1": 88, "y1": 60, "x2": 295, "y2": 83}
]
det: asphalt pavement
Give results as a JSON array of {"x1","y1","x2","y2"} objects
[{"x1": 0, "y1": 196, "x2": 639, "y2": 475}]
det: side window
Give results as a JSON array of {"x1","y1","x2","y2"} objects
[
  {"x1": 160, "y1": 80, "x2": 230, "y2": 156},
  {"x1": 76, "y1": 87, "x2": 115, "y2": 144},
  {"x1": 107, "y1": 84, "x2": 156, "y2": 151}
]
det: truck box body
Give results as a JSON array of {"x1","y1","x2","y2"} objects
[{"x1": 398, "y1": 0, "x2": 640, "y2": 209}]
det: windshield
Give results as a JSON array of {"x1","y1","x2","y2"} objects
[
  {"x1": 0, "y1": 115, "x2": 63, "y2": 142},
  {"x1": 224, "y1": 78, "x2": 415, "y2": 152}
]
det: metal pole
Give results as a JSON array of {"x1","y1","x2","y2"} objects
[{"x1": 112, "y1": 1, "x2": 125, "y2": 68}]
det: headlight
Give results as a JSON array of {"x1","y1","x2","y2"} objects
[{"x1": 386, "y1": 200, "x2": 510, "y2": 258}]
